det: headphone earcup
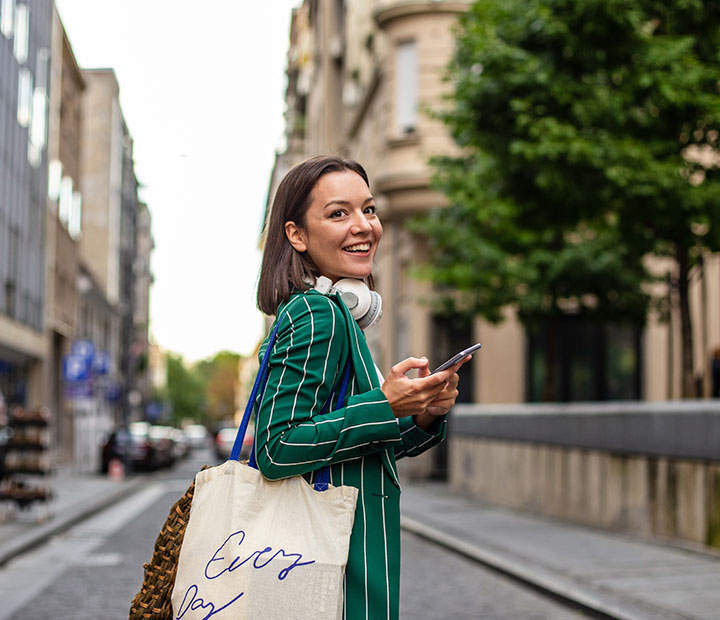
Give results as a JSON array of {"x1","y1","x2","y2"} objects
[
  {"x1": 333, "y1": 279, "x2": 383, "y2": 329},
  {"x1": 356, "y1": 291, "x2": 382, "y2": 330}
]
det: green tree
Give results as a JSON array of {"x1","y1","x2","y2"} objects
[
  {"x1": 166, "y1": 353, "x2": 206, "y2": 422},
  {"x1": 417, "y1": 0, "x2": 720, "y2": 398},
  {"x1": 197, "y1": 351, "x2": 242, "y2": 424}
]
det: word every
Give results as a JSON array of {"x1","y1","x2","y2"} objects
[{"x1": 176, "y1": 530, "x2": 315, "y2": 619}]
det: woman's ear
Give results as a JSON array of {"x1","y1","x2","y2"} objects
[{"x1": 285, "y1": 221, "x2": 307, "y2": 252}]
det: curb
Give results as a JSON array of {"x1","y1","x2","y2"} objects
[
  {"x1": 0, "y1": 475, "x2": 147, "y2": 567},
  {"x1": 400, "y1": 515, "x2": 689, "y2": 620}
]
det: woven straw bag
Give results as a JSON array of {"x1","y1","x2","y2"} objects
[{"x1": 129, "y1": 471, "x2": 203, "y2": 619}]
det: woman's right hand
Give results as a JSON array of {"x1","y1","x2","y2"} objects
[{"x1": 381, "y1": 357, "x2": 459, "y2": 419}]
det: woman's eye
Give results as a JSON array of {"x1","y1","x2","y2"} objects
[
  {"x1": 330, "y1": 210, "x2": 345, "y2": 218},
  {"x1": 364, "y1": 205, "x2": 377, "y2": 215}
]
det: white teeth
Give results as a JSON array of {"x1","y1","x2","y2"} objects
[{"x1": 344, "y1": 243, "x2": 370, "y2": 252}]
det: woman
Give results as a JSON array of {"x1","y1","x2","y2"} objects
[{"x1": 255, "y1": 155, "x2": 467, "y2": 620}]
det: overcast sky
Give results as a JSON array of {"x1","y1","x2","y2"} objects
[{"x1": 55, "y1": 0, "x2": 301, "y2": 362}]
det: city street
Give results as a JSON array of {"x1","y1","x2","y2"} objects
[{"x1": 0, "y1": 448, "x2": 591, "y2": 620}]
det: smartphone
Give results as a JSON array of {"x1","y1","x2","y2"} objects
[{"x1": 431, "y1": 343, "x2": 482, "y2": 374}]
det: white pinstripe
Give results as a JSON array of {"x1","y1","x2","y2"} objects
[
  {"x1": 381, "y1": 472, "x2": 390, "y2": 620},
  {"x1": 361, "y1": 457, "x2": 368, "y2": 620},
  {"x1": 351, "y1": 321, "x2": 374, "y2": 388},
  {"x1": 346, "y1": 399, "x2": 388, "y2": 409},
  {"x1": 288, "y1": 297, "x2": 316, "y2": 422},
  {"x1": 263, "y1": 308, "x2": 296, "y2": 466},
  {"x1": 311, "y1": 296, "x2": 337, "y2": 414},
  {"x1": 342, "y1": 419, "x2": 397, "y2": 433}
]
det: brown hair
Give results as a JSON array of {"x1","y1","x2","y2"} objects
[{"x1": 257, "y1": 155, "x2": 371, "y2": 315}]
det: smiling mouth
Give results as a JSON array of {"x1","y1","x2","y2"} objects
[{"x1": 343, "y1": 243, "x2": 371, "y2": 253}]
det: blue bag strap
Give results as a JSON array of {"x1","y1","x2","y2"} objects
[
  {"x1": 312, "y1": 360, "x2": 351, "y2": 491},
  {"x1": 230, "y1": 308, "x2": 353, "y2": 493},
  {"x1": 229, "y1": 315, "x2": 284, "y2": 462}
]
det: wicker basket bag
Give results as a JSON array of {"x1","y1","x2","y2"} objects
[{"x1": 128, "y1": 473, "x2": 199, "y2": 619}]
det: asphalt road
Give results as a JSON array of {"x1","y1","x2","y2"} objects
[{"x1": 1, "y1": 447, "x2": 590, "y2": 619}]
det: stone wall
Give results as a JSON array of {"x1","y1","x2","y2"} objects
[{"x1": 449, "y1": 401, "x2": 720, "y2": 548}]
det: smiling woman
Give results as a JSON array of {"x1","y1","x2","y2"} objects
[{"x1": 252, "y1": 155, "x2": 470, "y2": 619}]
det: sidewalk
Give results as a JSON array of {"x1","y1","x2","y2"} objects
[
  {"x1": 401, "y1": 482, "x2": 720, "y2": 620},
  {"x1": 0, "y1": 465, "x2": 146, "y2": 567}
]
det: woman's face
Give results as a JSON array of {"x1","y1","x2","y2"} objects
[{"x1": 285, "y1": 170, "x2": 383, "y2": 283}]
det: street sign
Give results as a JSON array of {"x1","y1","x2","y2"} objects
[
  {"x1": 62, "y1": 354, "x2": 91, "y2": 383},
  {"x1": 71, "y1": 339, "x2": 95, "y2": 361},
  {"x1": 92, "y1": 351, "x2": 112, "y2": 375}
]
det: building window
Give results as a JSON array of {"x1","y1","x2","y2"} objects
[
  {"x1": 395, "y1": 40, "x2": 418, "y2": 134},
  {"x1": 526, "y1": 318, "x2": 642, "y2": 402},
  {"x1": 13, "y1": 2, "x2": 28, "y2": 63},
  {"x1": 0, "y1": 0, "x2": 15, "y2": 39},
  {"x1": 17, "y1": 67, "x2": 32, "y2": 127},
  {"x1": 69, "y1": 191, "x2": 82, "y2": 239},
  {"x1": 28, "y1": 86, "x2": 47, "y2": 167},
  {"x1": 58, "y1": 176, "x2": 73, "y2": 225},
  {"x1": 48, "y1": 160, "x2": 62, "y2": 200}
]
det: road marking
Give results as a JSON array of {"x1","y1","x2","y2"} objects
[
  {"x1": 73, "y1": 552, "x2": 124, "y2": 567},
  {"x1": 0, "y1": 482, "x2": 165, "y2": 620}
]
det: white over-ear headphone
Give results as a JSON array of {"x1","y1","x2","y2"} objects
[{"x1": 313, "y1": 276, "x2": 382, "y2": 329}]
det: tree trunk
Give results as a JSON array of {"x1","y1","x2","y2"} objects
[{"x1": 676, "y1": 244, "x2": 695, "y2": 398}]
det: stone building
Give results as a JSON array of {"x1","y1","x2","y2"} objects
[
  {"x1": 78, "y1": 68, "x2": 138, "y2": 429},
  {"x1": 0, "y1": 0, "x2": 52, "y2": 410},
  {"x1": 268, "y1": 0, "x2": 475, "y2": 399},
  {"x1": 269, "y1": 0, "x2": 720, "y2": 407},
  {"x1": 43, "y1": 5, "x2": 84, "y2": 459},
  {"x1": 132, "y1": 200, "x2": 154, "y2": 412}
]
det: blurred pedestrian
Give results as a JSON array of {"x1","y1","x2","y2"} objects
[{"x1": 254, "y1": 155, "x2": 468, "y2": 619}]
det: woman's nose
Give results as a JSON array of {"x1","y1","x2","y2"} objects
[{"x1": 351, "y1": 211, "x2": 372, "y2": 233}]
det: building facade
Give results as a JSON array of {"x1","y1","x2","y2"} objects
[
  {"x1": 132, "y1": 200, "x2": 153, "y2": 415},
  {"x1": 269, "y1": 0, "x2": 475, "y2": 399},
  {"x1": 269, "y1": 0, "x2": 720, "y2": 410},
  {"x1": 0, "y1": 0, "x2": 52, "y2": 410},
  {"x1": 43, "y1": 5, "x2": 84, "y2": 460},
  {"x1": 78, "y1": 68, "x2": 138, "y2": 430}
]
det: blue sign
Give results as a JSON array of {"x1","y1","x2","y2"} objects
[
  {"x1": 63, "y1": 354, "x2": 91, "y2": 382},
  {"x1": 72, "y1": 339, "x2": 95, "y2": 361},
  {"x1": 92, "y1": 351, "x2": 112, "y2": 376}
]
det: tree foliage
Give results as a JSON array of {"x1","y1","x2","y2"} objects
[
  {"x1": 166, "y1": 353, "x2": 206, "y2": 422},
  {"x1": 416, "y1": 0, "x2": 720, "y2": 396},
  {"x1": 197, "y1": 351, "x2": 241, "y2": 423},
  {"x1": 165, "y1": 350, "x2": 242, "y2": 424}
]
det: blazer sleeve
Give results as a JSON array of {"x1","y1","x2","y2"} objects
[
  {"x1": 254, "y1": 294, "x2": 402, "y2": 480},
  {"x1": 393, "y1": 414, "x2": 447, "y2": 460}
]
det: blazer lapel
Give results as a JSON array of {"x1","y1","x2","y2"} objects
[{"x1": 332, "y1": 294, "x2": 402, "y2": 488}]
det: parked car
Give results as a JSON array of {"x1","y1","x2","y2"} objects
[
  {"x1": 100, "y1": 422, "x2": 161, "y2": 472},
  {"x1": 183, "y1": 424, "x2": 209, "y2": 450},
  {"x1": 215, "y1": 425, "x2": 253, "y2": 461},
  {"x1": 170, "y1": 427, "x2": 189, "y2": 461},
  {"x1": 148, "y1": 425, "x2": 177, "y2": 468}
]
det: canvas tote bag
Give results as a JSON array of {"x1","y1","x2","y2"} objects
[{"x1": 171, "y1": 313, "x2": 358, "y2": 620}]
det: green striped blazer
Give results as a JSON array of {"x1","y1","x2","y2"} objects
[{"x1": 254, "y1": 289, "x2": 446, "y2": 620}]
